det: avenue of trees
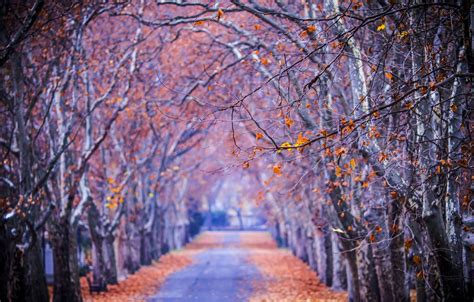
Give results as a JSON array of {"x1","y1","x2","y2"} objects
[{"x1": 0, "y1": 1, "x2": 472, "y2": 302}]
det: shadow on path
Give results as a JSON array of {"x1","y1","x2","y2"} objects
[{"x1": 147, "y1": 232, "x2": 260, "y2": 302}]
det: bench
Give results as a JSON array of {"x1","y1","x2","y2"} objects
[{"x1": 86, "y1": 275, "x2": 107, "y2": 294}]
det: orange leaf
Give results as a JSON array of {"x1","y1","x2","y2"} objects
[
  {"x1": 369, "y1": 233, "x2": 376, "y2": 242},
  {"x1": 284, "y1": 116, "x2": 294, "y2": 128},
  {"x1": 273, "y1": 165, "x2": 282, "y2": 176},
  {"x1": 307, "y1": 25, "x2": 316, "y2": 33},
  {"x1": 256, "y1": 132, "x2": 264, "y2": 140},
  {"x1": 334, "y1": 147, "x2": 347, "y2": 157},
  {"x1": 404, "y1": 238, "x2": 413, "y2": 251},
  {"x1": 378, "y1": 152, "x2": 388, "y2": 162},
  {"x1": 295, "y1": 132, "x2": 310, "y2": 146},
  {"x1": 412, "y1": 255, "x2": 422, "y2": 265},
  {"x1": 216, "y1": 9, "x2": 224, "y2": 21}
]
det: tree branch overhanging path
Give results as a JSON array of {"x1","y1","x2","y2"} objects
[{"x1": 0, "y1": 1, "x2": 472, "y2": 302}]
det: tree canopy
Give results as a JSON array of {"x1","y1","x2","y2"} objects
[{"x1": 0, "y1": 1, "x2": 472, "y2": 301}]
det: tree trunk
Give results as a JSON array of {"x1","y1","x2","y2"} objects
[
  {"x1": 236, "y1": 209, "x2": 244, "y2": 230},
  {"x1": 369, "y1": 197, "x2": 395, "y2": 302},
  {"x1": 87, "y1": 205, "x2": 107, "y2": 290},
  {"x1": 151, "y1": 210, "x2": 163, "y2": 260},
  {"x1": 139, "y1": 229, "x2": 152, "y2": 266},
  {"x1": 340, "y1": 239, "x2": 361, "y2": 302},
  {"x1": 388, "y1": 201, "x2": 408, "y2": 301},
  {"x1": 8, "y1": 237, "x2": 49, "y2": 302},
  {"x1": 356, "y1": 242, "x2": 380, "y2": 302},
  {"x1": 4, "y1": 51, "x2": 50, "y2": 302},
  {"x1": 314, "y1": 229, "x2": 333, "y2": 286},
  {"x1": 51, "y1": 220, "x2": 82, "y2": 302},
  {"x1": 331, "y1": 232, "x2": 347, "y2": 291},
  {"x1": 0, "y1": 226, "x2": 10, "y2": 301},
  {"x1": 104, "y1": 235, "x2": 118, "y2": 284}
]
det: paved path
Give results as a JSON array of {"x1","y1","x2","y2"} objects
[{"x1": 147, "y1": 232, "x2": 260, "y2": 302}]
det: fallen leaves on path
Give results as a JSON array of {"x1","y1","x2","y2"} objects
[
  {"x1": 81, "y1": 252, "x2": 191, "y2": 302},
  {"x1": 185, "y1": 230, "x2": 225, "y2": 251},
  {"x1": 79, "y1": 232, "x2": 223, "y2": 302},
  {"x1": 244, "y1": 232, "x2": 347, "y2": 302}
]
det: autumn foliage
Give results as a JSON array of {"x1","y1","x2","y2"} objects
[{"x1": 0, "y1": 0, "x2": 473, "y2": 302}]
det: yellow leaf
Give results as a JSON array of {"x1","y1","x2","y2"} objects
[
  {"x1": 398, "y1": 31, "x2": 409, "y2": 38},
  {"x1": 106, "y1": 203, "x2": 117, "y2": 209},
  {"x1": 377, "y1": 23, "x2": 386, "y2": 31},
  {"x1": 350, "y1": 158, "x2": 356, "y2": 169},
  {"x1": 335, "y1": 166, "x2": 342, "y2": 177}
]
